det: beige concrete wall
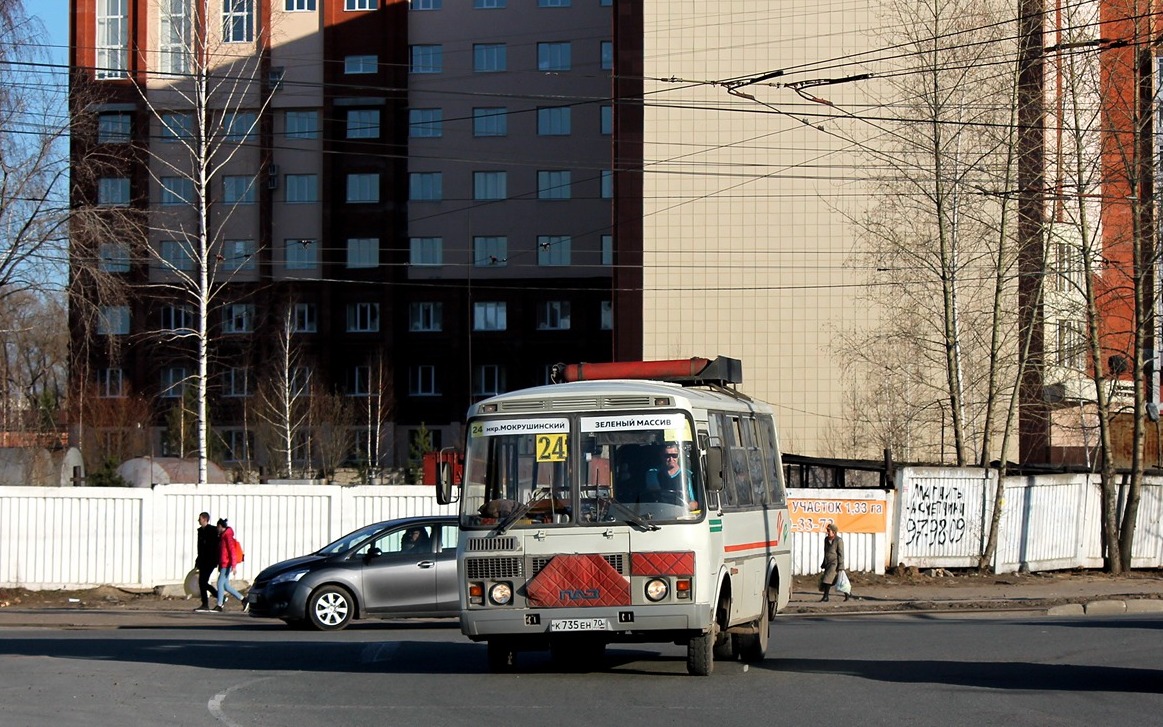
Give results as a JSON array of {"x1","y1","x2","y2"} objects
[{"x1": 641, "y1": 1, "x2": 879, "y2": 456}]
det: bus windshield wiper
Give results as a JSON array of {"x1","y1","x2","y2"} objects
[
  {"x1": 606, "y1": 498, "x2": 660, "y2": 531},
  {"x1": 493, "y1": 488, "x2": 553, "y2": 535}
]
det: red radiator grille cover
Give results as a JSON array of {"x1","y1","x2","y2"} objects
[
  {"x1": 632, "y1": 551, "x2": 695, "y2": 576},
  {"x1": 526, "y1": 554, "x2": 631, "y2": 608}
]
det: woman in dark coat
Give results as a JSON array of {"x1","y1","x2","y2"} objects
[{"x1": 819, "y1": 523, "x2": 847, "y2": 602}]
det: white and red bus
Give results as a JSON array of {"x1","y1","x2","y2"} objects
[{"x1": 435, "y1": 357, "x2": 792, "y2": 675}]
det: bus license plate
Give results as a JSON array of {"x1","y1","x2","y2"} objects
[{"x1": 550, "y1": 618, "x2": 609, "y2": 632}]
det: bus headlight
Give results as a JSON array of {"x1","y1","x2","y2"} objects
[
  {"x1": 489, "y1": 582, "x2": 513, "y2": 605},
  {"x1": 645, "y1": 578, "x2": 669, "y2": 602}
]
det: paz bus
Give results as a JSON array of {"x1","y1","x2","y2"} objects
[{"x1": 433, "y1": 356, "x2": 792, "y2": 675}]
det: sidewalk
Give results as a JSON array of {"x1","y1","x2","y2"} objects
[
  {"x1": 787, "y1": 570, "x2": 1163, "y2": 616},
  {"x1": 1, "y1": 571, "x2": 1161, "y2": 629}
]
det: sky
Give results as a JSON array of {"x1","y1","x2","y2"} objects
[{"x1": 33, "y1": 0, "x2": 70, "y2": 67}]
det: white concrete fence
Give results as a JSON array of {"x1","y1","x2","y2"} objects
[{"x1": 1, "y1": 468, "x2": 1161, "y2": 589}]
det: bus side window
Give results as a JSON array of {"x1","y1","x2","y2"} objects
[
  {"x1": 760, "y1": 415, "x2": 787, "y2": 506},
  {"x1": 727, "y1": 415, "x2": 753, "y2": 507},
  {"x1": 710, "y1": 413, "x2": 736, "y2": 508}
]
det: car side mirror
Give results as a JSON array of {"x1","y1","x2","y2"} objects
[{"x1": 366, "y1": 547, "x2": 382, "y2": 561}]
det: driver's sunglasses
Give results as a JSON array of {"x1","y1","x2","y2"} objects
[{"x1": 665, "y1": 453, "x2": 679, "y2": 459}]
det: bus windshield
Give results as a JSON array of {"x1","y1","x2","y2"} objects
[{"x1": 461, "y1": 412, "x2": 702, "y2": 528}]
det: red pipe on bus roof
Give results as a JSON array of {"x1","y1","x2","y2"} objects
[{"x1": 559, "y1": 358, "x2": 714, "y2": 383}]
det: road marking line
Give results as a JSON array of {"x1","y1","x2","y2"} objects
[{"x1": 209, "y1": 677, "x2": 272, "y2": 726}]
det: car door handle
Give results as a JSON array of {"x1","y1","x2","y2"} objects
[{"x1": 416, "y1": 561, "x2": 435, "y2": 568}]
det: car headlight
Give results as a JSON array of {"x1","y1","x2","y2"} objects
[
  {"x1": 270, "y1": 569, "x2": 309, "y2": 586},
  {"x1": 489, "y1": 582, "x2": 513, "y2": 605},
  {"x1": 645, "y1": 578, "x2": 669, "y2": 602}
]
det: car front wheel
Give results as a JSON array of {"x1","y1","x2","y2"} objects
[{"x1": 307, "y1": 586, "x2": 355, "y2": 631}]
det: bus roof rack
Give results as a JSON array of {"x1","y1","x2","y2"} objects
[{"x1": 551, "y1": 356, "x2": 743, "y2": 387}]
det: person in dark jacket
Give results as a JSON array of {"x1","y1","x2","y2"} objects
[
  {"x1": 819, "y1": 523, "x2": 847, "y2": 602},
  {"x1": 214, "y1": 518, "x2": 247, "y2": 612},
  {"x1": 194, "y1": 512, "x2": 219, "y2": 612}
]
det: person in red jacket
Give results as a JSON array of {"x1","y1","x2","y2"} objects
[{"x1": 214, "y1": 518, "x2": 247, "y2": 612}]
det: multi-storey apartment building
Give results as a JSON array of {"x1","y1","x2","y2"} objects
[{"x1": 68, "y1": 0, "x2": 621, "y2": 476}]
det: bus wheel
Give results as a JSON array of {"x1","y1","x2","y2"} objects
[
  {"x1": 737, "y1": 592, "x2": 771, "y2": 663},
  {"x1": 487, "y1": 640, "x2": 517, "y2": 672},
  {"x1": 687, "y1": 628, "x2": 715, "y2": 676},
  {"x1": 713, "y1": 631, "x2": 736, "y2": 660}
]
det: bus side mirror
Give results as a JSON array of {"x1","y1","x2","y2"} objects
[
  {"x1": 436, "y1": 461, "x2": 453, "y2": 505},
  {"x1": 705, "y1": 447, "x2": 724, "y2": 492}
]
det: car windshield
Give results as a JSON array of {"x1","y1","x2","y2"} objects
[
  {"x1": 315, "y1": 521, "x2": 389, "y2": 555},
  {"x1": 461, "y1": 412, "x2": 702, "y2": 528}
]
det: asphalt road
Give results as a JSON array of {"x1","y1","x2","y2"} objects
[{"x1": 1, "y1": 613, "x2": 1160, "y2": 727}]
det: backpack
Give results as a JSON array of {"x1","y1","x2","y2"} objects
[{"x1": 232, "y1": 538, "x2": 245, "y2": 564}]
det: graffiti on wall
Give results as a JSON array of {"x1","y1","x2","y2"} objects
[{"x1": 904, "y1": 482, "x2": 968, "y2": 548}]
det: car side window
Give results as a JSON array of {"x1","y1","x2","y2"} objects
[{"x1": 438, "y1": 525, "x2": 458, "y2": 551}]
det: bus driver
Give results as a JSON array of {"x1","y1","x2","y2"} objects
[{"x1": 646, "y1": 443, "x2": 699, "y2": 510}]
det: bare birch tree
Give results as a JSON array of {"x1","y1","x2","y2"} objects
[{"x1": 255, "y1": 301, "x2": 312, "y2": 479}]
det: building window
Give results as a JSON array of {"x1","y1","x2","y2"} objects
[
  {"x1": 413, "y1": 0, "x2": 441, "y2": 8},
  {"x1": 293, "y1": 303, "x2": 317, "y2": 333},
  {"x1": 346, "y1": 238, "x2": 379, "y2": 268},
  {"x1": 161, "y1": 367, "x2": 188, "y2": 398},
  {"x1": 539, "y1": 0, "x2": 570, "y2": 5},
  {"x1": 474, "y1": 0, "x2": 505, "y2": 7},
  {"x1": 410, "y1": 302, "x2": 443, "y2": 332},
  {"x1": 474, "y1": 364, "x2": 506, "y2": 396},
  {"x1": 601, "y1": 234, "x2": 613, "y2": 265},
  {"x1": 97, "y1": 112, "x2": 132, "y2": 143},
  {"x1": 223, "y1": 175, "x2": 256, "y2": 204},
  {"x1": 537, "y1": 235, "x2": 571, "y2": 266},
  {"x1": 347, "y1": 303, "x2": 380, "y2": 333},
  {"x1": 224, "y1": 111, "x2": 256, "y2": 142},
  {"x1": 160, "y1": 176, "x2": 192, "y2": 205},
  {"x1": 346, "y1": 173, "x2": 380, "y2": 203},
  {"x1": 161, "y1": 112, "x2": 193, "y2": 143},
  {"x1": 224, "y1": 367, "x2": 251, "y2": 397},
  {"x1": 160, "y1": 240, "x2": 194, "y2": 271},
  {"x1": 222, "y1": 303, "x2": 255, "y2": 333},
  {"x1": 285, "y1": 0, "x2": 316, "y2": 10},
  {"x1": 222, "y1": 0, "x2": 254, "y2": 43},
  {"x1": 600, "y1": 104, "x2": 612, "y2": 135},
  {"x1": 95, "y1": 0, "x2": 128, "y2": 79},
  {"x1": 99, "y1": 368, "x2": 124, "y2": 398},
  {"x1": 346, "y1": 109, "x2": 380, "y2": 138},
  {"x1": 601, "y1": 170, "x2": 613, "y2": 199},
  {"x1": 99, "y1": 242, "x2": 131, "y2": 272},
  {"x1": 284, "y1": 174, "x2": 318, "y2": 203},
  {"x1": 537, "y1": 301, "x2": 571, "y2": 330},
  {"x1": 98, "y1": 177, "x2": 130, "y2": 206},
  {"x1": 344, "y1": 55, "x2": 378, "y2": 74},
  {"x1": 160, "y1": 304, "x2": 192, "y2": 332},
  {"x1": 345, "y1": 0, "x2": 377, "y2": 9},
  {"x1": 537, "y1": 170, "x2": 571, "y2": 200},
  {"x1": 474, "y1": 43, "x2": 507, "y2": 72},
  {"x1": 1057, "y1": 320, "x2": 1086, "y2": 370},
  {"x1": 282, "y1": 172, "x2": 316, "y2": 202},
  {"x1": 537, "y1": 107, "x2": 571, "y2": 135},
  {"x1": 97, "y1": 305, "x2": 130, "y2": 335},
  {"x1": 410, "y1": 365, "x2": 438, "y2": 396},
  {"x1": 285, "y1": 239, "x2": 317, "y2": 269},
  {"x1": 410, "y1": 237, "x2": 443, "y2": 266},
  {"x1": 410, "y1": 45, "x2": 443, "y2": 74},
  {"x1": 473, "y1": 171, "x2": 507, "y2": 200},
  {"x1": 409, "y1": 108, "x2": 443, "y2": 137},
  {"x1": 291, "y1": 366, "x2": 312, "y2": 395},
  {"x1": 473, "y1": 302, "x2": 507, "y2": 331},
  {"x1": 409, "y1": 172, "x2": 443, "y2": 201},
  {"x1": 600, "y1": 40, "x2": 613, "y2": 70},
  {"x1": 224, "y1": 239, "x2": 256, "y2": 272},
  {"x1": 537, "y1": 42, "x2": 571, "y2": 71},
  {"x1": 285, "y1": 110, "x2": 319, "y2": 139},
  {"x1": 474, "y1": 236, "x2": 507, "y2": 266},
  {"x1": 473, "y1": 107, "x2": 508, "y2": 137},
  {"x1": 600, "y1": 300, "x2": 613, "y2": 330},
  {"x1": 222, "y1": 429, "x2": 254, "y2": 461},
  {"x1": 159, "y1": 0, "x2": 191, "y2": 74}
]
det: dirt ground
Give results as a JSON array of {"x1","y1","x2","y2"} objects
[{"x1": 2, "y1": 567, "x2": 1160, "y2": 612}]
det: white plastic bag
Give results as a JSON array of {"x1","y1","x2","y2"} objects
[{"x1": 835, "y1": 569, "x2": 851, "y2": 595}]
